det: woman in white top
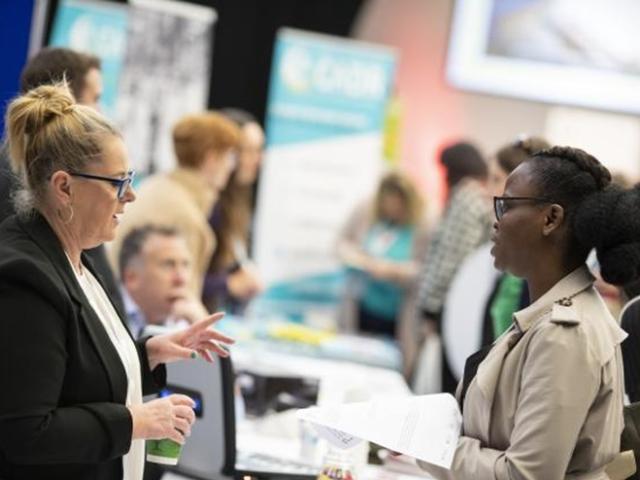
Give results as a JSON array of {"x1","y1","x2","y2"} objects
[{"x1": 0, "y1": 83, "x2": 233, "y2": 480}]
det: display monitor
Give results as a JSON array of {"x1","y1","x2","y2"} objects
[{"x1": 447, "y1": 0, "x2": 640, "y2": 114}]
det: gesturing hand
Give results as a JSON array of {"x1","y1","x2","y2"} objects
[
  {"x1": 146, "y1": 312, "x2": 234, "y2": 369},
  {"x1": 129, "y1": 394, "x2": 196, "y2": 444}
]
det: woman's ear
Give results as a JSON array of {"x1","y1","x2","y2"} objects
[
  {"x1": 542, "y1": 204, "x2": 565, "y2": 236},
  {"x1": 49, "y1": 170, "x2": 73, "y2": 203}
]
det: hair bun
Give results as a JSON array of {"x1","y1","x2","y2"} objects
[
  {"x1": 598, "y1": 243, "x2": 640, "y2": 285},
  {"x1": 575, "y1": 186, "x2": 640, "y2": 285},
  {"x1": 573, "y1": 189, "x2": 616, "y2": 251},
  {"x1": 22, "y1": 83, "x2": 75, "y2": 134}
]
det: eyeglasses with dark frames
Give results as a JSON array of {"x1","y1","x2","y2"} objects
[
  {"x1": 493, "y1": 196, "x2": 553, "y2": 221},
  {"x1": 69, "y1": 170, "x2": 135, "y2": 200}
]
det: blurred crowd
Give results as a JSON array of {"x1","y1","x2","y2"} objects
[
  {"x1": 5, "y1": 45, "x2": 640, "y2": 480},
  {"x1": 3, "y1": 47, "x2": 640, "y2": 391}
]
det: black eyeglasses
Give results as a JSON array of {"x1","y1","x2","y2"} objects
[
  {"x1": 493, "y1": 196, "x2": 552, "y2": 221},
  {"x1": 69, "y1": 170, "x2": 135, "y2": 200}
]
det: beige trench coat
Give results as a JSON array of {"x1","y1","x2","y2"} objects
[{"x1": 419, "y1": 266, "x2": 628, "y2": 479}]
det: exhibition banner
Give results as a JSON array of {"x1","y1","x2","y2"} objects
[
  {"x1": 50, "y1": 0, "x2": 128, "y2": 119},
  {"x1": 253, "y1": 28, "x2": 397, "y2": 323},
  {"x1": 49, "y1": 0, "x2": 215, "y2": 173}
]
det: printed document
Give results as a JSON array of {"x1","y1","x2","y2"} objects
[{"x1": 297, "y1": 393, "x2": 461, "y2": 469}]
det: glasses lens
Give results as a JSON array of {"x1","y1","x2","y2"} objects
[
  {"x1": 118, "y1": 171, "x2": 135, "y2": 199},
  {"x1": 495, "y1": 198, "x2": 504, "y2": 220},
  {"x1": 118, "y1": 180, "x2": 128, "y2": 199}
]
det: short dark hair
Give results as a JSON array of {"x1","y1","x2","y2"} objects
[
  {"x1": 440, "y1": 141, "x2": 487, "y2": 188},
  {"x1": 20, "y1": 47, "x2": 101, "y2": 99},
  {"x1": 118, "y1": 225, "x2": 181, "y2": 277},
  {"x1": 528, "y1": 146, "x2": 640, "y2": 285}
]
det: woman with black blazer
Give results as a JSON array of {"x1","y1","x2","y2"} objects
[{"x1": 0, "y1": 83, "x2": 233, "y2": 480}]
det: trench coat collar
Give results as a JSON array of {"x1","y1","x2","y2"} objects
[{"x1": 512, "y1": 265, "x2": 595, "y2": 333}]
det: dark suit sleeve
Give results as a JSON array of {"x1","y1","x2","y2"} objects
[
  {"x1": 621, "y1": 301, "x2": 640, "y2": 402},
  {"x1": 0, "y1": 283, "x2": 133, "y2": 464},
  {"x1": 137, "y1": 336, "x2": 167, "y2": 396}
]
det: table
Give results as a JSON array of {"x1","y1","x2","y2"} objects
[
  {"x1": 217, "y1": 316, "x2": 404, "y2": 372},
  {"x1": 149, "y1": 319, "x2": 419, "y2": 480},
  {"x1": 161, "y1": 458, "x2": 434, "y2": 480}
]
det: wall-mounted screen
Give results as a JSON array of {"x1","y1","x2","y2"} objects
[{"x1": 447, "y1": 0, "x2": 640, "y2": 114}]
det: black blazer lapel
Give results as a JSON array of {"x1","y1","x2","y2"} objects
[{"x1": 17, "y1": 213, "x2": 129, "y2": 403}]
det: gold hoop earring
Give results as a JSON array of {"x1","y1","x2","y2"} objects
[{"x1": 58, "y1": 204, "x2": 74, "y2": 224}]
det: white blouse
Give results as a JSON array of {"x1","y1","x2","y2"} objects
[{"x1": 68, "y1": 256, "x2": 144, "y2": 480}]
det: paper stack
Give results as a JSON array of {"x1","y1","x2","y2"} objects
[{"x1": 297, "y1": 393, "x2": 461, "y2": 469}]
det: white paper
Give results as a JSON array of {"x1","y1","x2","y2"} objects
[
  {"x1": 297, "y1": 394, "x2": 461, "y2": 469},
  {"x1": 314, "y1": 424, "x2": 363, "y2": 449}
]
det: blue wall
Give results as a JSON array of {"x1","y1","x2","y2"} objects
[{"x1": 0, "y1": 1, "x2": 34, "y2": 136}]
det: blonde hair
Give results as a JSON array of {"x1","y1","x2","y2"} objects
[
  {"x1": 373, "y1": 171, "x2": 423, "y2": 225},
  {"x1": 172, "y1": 112, "x2": 241, "y2": 168},
  {"x1": 4, "y1": 82, "x2": 119, "y2": 212}
]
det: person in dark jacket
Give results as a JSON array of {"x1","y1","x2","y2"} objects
[
  {"x1": 0, "y1": 47, "x2": 124, "y2": 313},
  {"x1": 0, "y1": 82, "x2": 233, "y2": 480}
]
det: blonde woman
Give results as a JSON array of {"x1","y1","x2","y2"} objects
[{"x1": 0, "y1": 84, "x2": 233, "y2": 480}]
